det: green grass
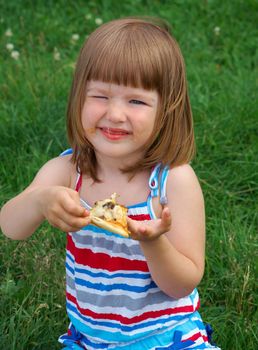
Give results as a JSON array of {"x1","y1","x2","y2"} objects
[{"x1": 0, "y1": 0, "x2": 257, "y2": 349}]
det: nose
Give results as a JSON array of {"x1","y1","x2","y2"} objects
[{"x1": 106, "y1": 100, "x2": 126, "y2": 123}]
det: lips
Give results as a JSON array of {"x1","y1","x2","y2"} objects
[
  {"x1": 101, "y1": 127, "x2": 129, "y2": 135},
  {"x1": 99, "y1": 127, "x2": 131, "y2": 140}
]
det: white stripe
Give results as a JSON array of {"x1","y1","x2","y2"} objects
[
  {"x1": 182, "y1": 327, "x2": 201, "y2": 340},
  {"x1": 192, "y1": 289, "x2": 200, "y2": 309},
  {"x1": 128, "y1": 206, "x2": 149, "y2": 216}
]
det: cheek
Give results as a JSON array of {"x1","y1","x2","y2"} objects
[
  {"x1": 132, "y1": 119, "x2": 155, "y2": 145},
  {"x1": 135, "y1": 112, "x2": 156, "y2": 134},
  {"x1": 81, "y1": 104, "x2": 98, "y2": 128}
]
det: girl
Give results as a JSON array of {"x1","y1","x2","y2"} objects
[{"x1": 0, "y1": 18, "x2": 220, "y2": 349}]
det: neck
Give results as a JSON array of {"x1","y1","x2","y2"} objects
[{"x1": 95, "y1": 153, "x2": 142, "y2": 181}]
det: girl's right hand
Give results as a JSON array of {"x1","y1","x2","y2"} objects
[{"x1": 39, "y1": 186, "x2": 91, "y2": 232}]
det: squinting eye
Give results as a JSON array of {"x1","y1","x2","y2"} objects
[
  {"x1": 92, "y1": 95, "x2": 108, "y2": 99},
  {"x1": 130, "y1": 99, "x2": 146, "y2": 105}
]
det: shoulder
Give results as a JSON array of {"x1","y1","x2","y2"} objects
[
  {"x1": 31, "y1": 154, "x2": 76, "y2": 188},
  {"x1": 168, "y1": 163, "x2": 200, "y2": 186},
  {"x1": 166, "y1": 164, "x2": 204, "y2": 203}
]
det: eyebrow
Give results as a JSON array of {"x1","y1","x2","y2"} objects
[
  {"x1": 86, "y1": 88, "x2": 157, "y2": 103},
  {"x1": 86, "y1": 88, "x2": 110, "y2": 94}
]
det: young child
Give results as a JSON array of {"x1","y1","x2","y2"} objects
[{"x1": 0, "y1": 17, "x2": 220, "y2": 350}]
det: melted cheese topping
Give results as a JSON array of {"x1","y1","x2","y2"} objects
[{"x1": 91, "y1": 193, "x2": 127, "y2": 225}]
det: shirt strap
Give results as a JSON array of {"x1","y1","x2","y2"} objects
[
  {"x1": 159, "y1": 165, "x2": 169, "y2": 205},
  {"x1": 75, "y1": 173, "x2": 82, "y2": 192},
  {"x1": 148, "y1": 163, "x2": 162, "y2": 198},
  {"x1": 59, "y1": 148, "x2": 73, "y2": 156},
  {"x1": 148, "y1": 163, "x2": 170, "y2": 205}
]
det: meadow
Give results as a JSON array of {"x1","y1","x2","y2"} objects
[{"x1": 0, "y1": 0, "x2": 257, "y2": 349}]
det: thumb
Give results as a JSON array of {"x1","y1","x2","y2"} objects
[
  {"x1": 161, "y1": 206, "x2": 172, "y2": 226},
  {"x1": 66, "y1": 188, "x2": 88, "y2": 217}
]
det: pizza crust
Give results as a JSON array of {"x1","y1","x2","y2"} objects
[{"x1": 90, "y1": 216, "x2": 130, "y2": 237}]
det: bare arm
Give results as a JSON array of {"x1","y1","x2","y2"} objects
[
  {"x1": 128, "y1": 164, "x2": 205, "y2": 299},
  {"x1": 0, "y1": 156, "x2": 90, "y2": 240}
]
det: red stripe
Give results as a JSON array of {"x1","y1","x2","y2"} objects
[
  {"x1": 75, "y1": 174, "x2": 82, "y2": 192},
  {"x1": 185, "y1": 331, "x2": 208, "y2": 344},
  {"x1": 67, "y1": 234, "x2": 149, "y2": 272},
  {"x1": 67, "y1": 292, "x2": 197, "y2": 324},
  {"x1": 128, "y1": 213, "x2": 150, "y2": 221}
]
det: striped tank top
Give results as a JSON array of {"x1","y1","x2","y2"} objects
[{"x1": 59, "y1": 157, "x2": 216, "y2": 349}]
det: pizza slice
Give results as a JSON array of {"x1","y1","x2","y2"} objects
[{"x1": 90, "y1": 193, "x2": 130, "y2": 237}]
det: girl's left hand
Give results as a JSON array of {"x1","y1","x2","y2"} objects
[{"x1": 127, "y1": 207, "x2": 172, "y2": 241}]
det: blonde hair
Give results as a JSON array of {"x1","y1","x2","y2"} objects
[{"x1": 67, "y1": 17, "x2": 195, "y2": 181}]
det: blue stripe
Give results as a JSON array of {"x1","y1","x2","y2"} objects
[
  {"x1": 73, "y1": 277, "x2": 157, "y2": 293},
  {"x1": 80, "y1": 225, "x2": 129, "y2": 239},
  {"x1": 66, "y1": 251, "x2": 75, "y2": 265},
  {"x1": 80, "y1": 224, "x2": 110, "y2": 233},
  {"x1": 66, "y1": 262, "x2": 74, "y2": 275},
  {"x1": 127, "y1": 201, "x2": 147, "y2": 209},
  {"x1": 68, "y1": 265, "x2": 151, "y2": 281}
]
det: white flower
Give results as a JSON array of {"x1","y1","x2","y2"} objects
[
  {"x1": 213, "y1": 26, "x2": 220, "y2": 36},
  {"x1": 5, "y1": 28, "x2": 13, "y2": 37},
  {"x1": 71, "y1": 33, "x2": 80, "y2": 42},
  {"x1": 53, "y1": 47, "x2": 61, "y2": 61},
  {"x1": 6, "y1": 43, "x2": 14, "y2": 51},
  {"x1": 95, "y1": 18, "x2": 103, "y2": 26},
  {"x1": 11, "y1": 50, "x2": 20, "y2": 60},
  {"x1": 85, "y1": 13, "x2": 92, "y2": 20}
]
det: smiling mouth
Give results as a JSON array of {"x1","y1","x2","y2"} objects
[{"x1": 99, "y1": 127, "x2": 131, "y2": 140}]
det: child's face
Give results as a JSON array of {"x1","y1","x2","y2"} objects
[{"x1": 81, "y1": 80, "x2": 159, "y2": 165}]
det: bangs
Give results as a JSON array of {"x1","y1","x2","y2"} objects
[{"x1": 83, "y1": 22, "x2": 164, "y2": 92}]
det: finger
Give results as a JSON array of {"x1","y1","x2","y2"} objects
[
  {"x1": 51, "y1": 215, "x2": 91, "y2": 232},
  {"x1": 58, "y1": 210, "x2": 91, "y2": 230},
  {"x1": 127, "y1": 217, "x2": 142, "y2": 234},
  {"x1": 62, "y1": 194, "x2": 89, "y2": 217}
]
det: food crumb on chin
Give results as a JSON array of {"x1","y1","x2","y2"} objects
[{"x1": 86, "y1": 127, "x2": 96, "y2": 134}]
